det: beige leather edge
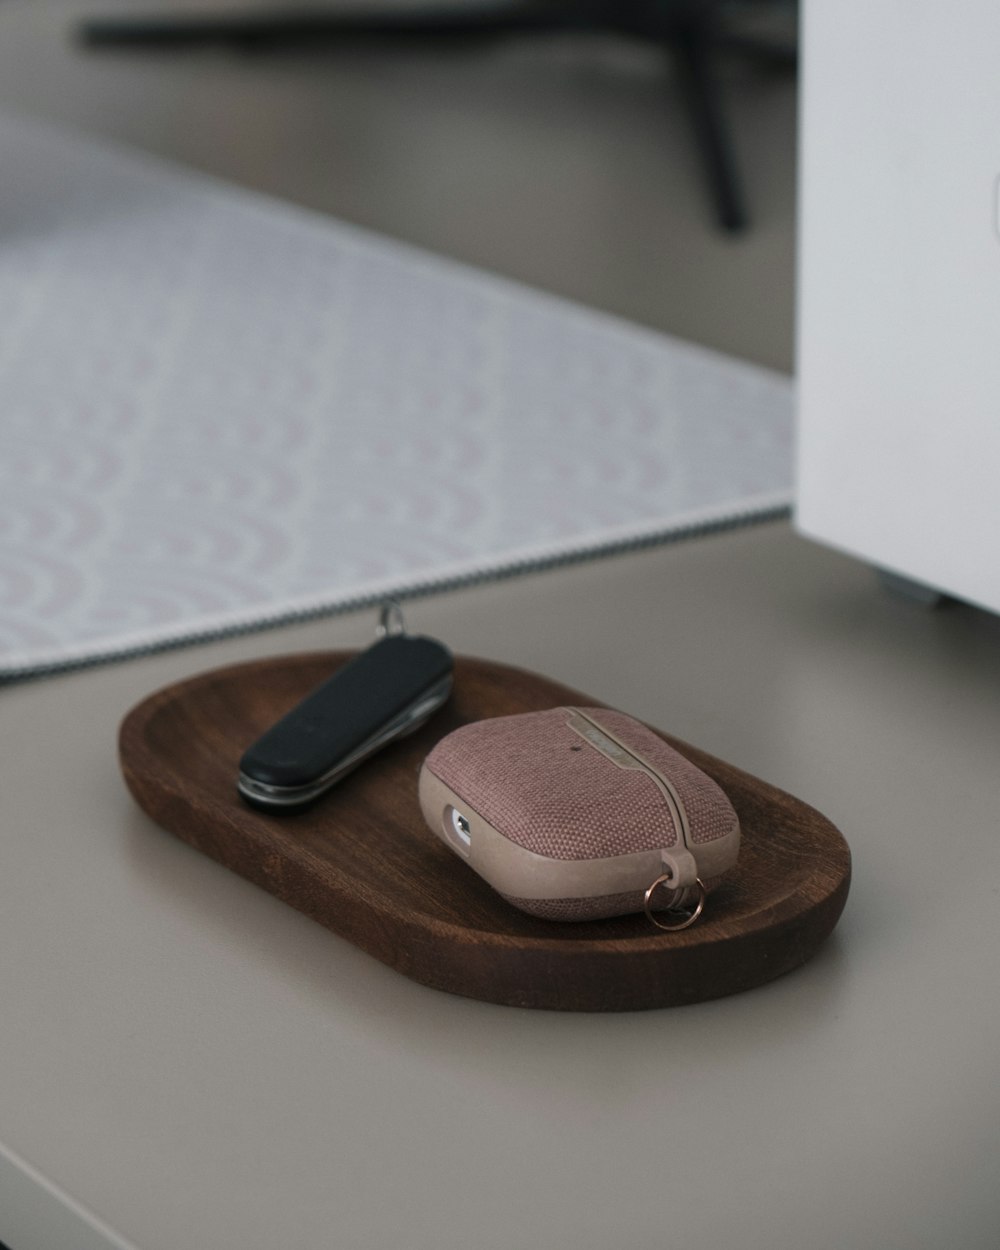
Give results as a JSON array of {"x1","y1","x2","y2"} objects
[
  {"x1": 418, "y1": 764, "x2": 738, "y2": 901},
  {"x1": 565, "y1": 708, "x2": 699, "y2": 887}
]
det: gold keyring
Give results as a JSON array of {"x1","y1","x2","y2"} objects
[{"x1": 643, "y1": 874, "x2": 707, "y2": 932}]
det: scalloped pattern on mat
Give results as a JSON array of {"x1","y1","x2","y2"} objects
[{"x1": 0, "y1": 113, "x2": 792, "y2": 677}]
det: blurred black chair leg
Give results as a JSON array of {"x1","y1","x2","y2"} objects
[
  {"x1": 77, "y1": 1, "x2": 797, "y2": 233},
  {"x1": 669, "y1": 6, "x2": 747, "y2": 232}
]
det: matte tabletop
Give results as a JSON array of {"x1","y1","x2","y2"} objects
[{"x1": 2, "y1": 522, "x2": 999, "y2": 1249}]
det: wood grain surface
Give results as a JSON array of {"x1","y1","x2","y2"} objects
[{"x1": 119, "y1": 652, "x2": 851, "y2": 1011}]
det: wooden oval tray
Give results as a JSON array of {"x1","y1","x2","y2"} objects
[{"x1": 119, "y1": 652, "x2": 851, "y2": 1011}]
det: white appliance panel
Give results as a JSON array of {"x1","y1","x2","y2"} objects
[{"x1": 796, "y1": 0, "x2": 1000, "y2": 612}]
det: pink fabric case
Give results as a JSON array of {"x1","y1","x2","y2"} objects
[{"x1": 418, "y1": 706, "x2": 740, "y2": 922}]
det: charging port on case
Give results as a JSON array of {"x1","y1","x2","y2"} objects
[{"x1": 443, "y1": 806, "x2": 472, "y2": 857}]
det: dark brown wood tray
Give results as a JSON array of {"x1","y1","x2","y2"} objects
[{"x1": 119, "y1": 652, "x2": 851, "y2": 1011}]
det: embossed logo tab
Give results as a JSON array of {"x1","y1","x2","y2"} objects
[
  {"x1": 565, "y1": 710, "x2": 637, "y2": 767},
  {"x1": 563, "y1": 708, "x2": 693, "y2": 856}
]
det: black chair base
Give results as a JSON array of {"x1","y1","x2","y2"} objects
[{"x1": 78, "y1": 2, "x2": 797, "y2": 232}]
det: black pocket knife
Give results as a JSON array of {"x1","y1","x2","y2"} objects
[{"x1": 237, "y1": 605, "x2": 452, "y2": 811}]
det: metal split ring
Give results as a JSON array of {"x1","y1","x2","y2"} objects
[
  {"x1": 643, "y1": 873, "x2": 707, "y2": 932},
  {"x1": 376, "y1": 601, "x2": 407, "y2": 638}
]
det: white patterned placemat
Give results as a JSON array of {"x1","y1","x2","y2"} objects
[{"x1": 0, "y1": 112, "x2": 792, "y2": 679}]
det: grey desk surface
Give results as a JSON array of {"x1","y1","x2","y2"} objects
[
  {"x1": 1, "y1": 6, "x2": 998, "y2": 1246},
  {"x1": 2, "y1": 524, "x2": 1000, "y2": 1250}
]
